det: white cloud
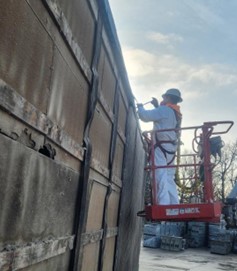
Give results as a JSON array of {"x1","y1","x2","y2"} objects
[
  {"x1": 184, "y1": 1, "x2": 224, "y2": 27},
  {"x1": 147, "y1": 32, "x2": 183, "y2": 45},
  {"x1": 122, "y1": 48, "x2": 155, "y2": 77},
  {"x1": 122, "y1": 47, "x2": 237, "y2": 104},
  {"x1": 188, "y1": 65, "x2": 237, "y2": 87}
]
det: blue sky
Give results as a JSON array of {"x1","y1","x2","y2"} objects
[{"x1": 108, "y1": 0, "x2": 237, "y2": 147}]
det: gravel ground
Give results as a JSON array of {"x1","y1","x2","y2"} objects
[{"x1": 139, "y1": 246, "x2": 237, "y2": 271}]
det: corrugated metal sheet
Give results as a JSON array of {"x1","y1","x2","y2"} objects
[{"x1": 0, "y1": 0, "x2": 145, "y2": 270}]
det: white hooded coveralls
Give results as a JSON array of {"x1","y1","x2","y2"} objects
[{"x1": 138, "y1": 105, "x2": 179, "y2": 205}]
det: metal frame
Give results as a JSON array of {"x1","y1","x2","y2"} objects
[{"x1": 141, "y1": 121, "x2": 233, "y2": 222}]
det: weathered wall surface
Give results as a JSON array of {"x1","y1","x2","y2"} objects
[{"x1": 0, "y1": 0, "x2": 145, "y2": 270}]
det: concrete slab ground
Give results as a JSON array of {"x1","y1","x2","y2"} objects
[{"x1": 139, "y1": 246, "x2": 237, "y2": 271}]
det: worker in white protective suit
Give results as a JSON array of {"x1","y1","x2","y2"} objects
[{"x1": 137, "y1": 88, "x2": 183, "y2": 205}]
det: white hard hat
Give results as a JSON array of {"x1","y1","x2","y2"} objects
[{"x1": 162, "y1": 88, "x2": 183, "y2": 103}]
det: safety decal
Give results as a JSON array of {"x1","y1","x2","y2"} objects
[{"x1": 166, "y1": 207, "x2": 200, "y2": 216}]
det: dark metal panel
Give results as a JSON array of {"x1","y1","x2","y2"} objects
[
  {"x1": 97, "y1": 44, "x2": 115, "y2": 122},
  {"x1": 0, "y1": 81, "x2": 50, "y2": 135},
  {"x1": 113, "y1": 136, "x2": 124, "y2": 180},
  {"x1": 56, "y1": 0, "x2": 96, "y2": 66},
  {"x1": 91, "y1": 158, "x2": 110, "y2": 179},
  {"x1": 102, "y1": 237, "x2": 116, "y2": 271},
  {"x1": 118, "y1": 91, "x2": 128, "y2": 139},
  {"x1": 99, "y1": 92, "x2": 114, "y2": 123},
  {"x1": 99, "y1": 0, "x2": 136, "y2": 109},
  {"x1": 98, "y1": 43, "x2": 116, "y2": 111},
  {"x1": 107, "y1": 191, "x2": 120, "y2": 227},
  {"x1": 114, "y1": 108, "x2": 145, "y2": 271},
  {"x1": 42, "y1": 0, "x2": 93, "y2": 83},
  {"x1": 97, "y1": 78, "x2": 119, "y2": 271},
  {"x1": 81, "y1": 242, "x2": 100, "y2": 271},
  {"x1": 69, "y1": 1, "x2": 103, "y2": 269},
  {"x1": 112, "y1": 176, "x2": 122, "y2": 189},
  {"x1": 86, "y1": 181, "x2": 107, "y2": 231},
  {"x1": 118, "y1": 83, "x2": 130, "y2": 116},
  {"x1": 0, "y1": 109, "x2": 83, "y2": 199},
  {"x1": 48, "y1": 48, "x2": 89, "y2": 145},
  {"x1": 101, "y1": 26, "x2": 130, "y2": 114},
  {"x1": 0, "y1": 134, "x2": 80, "y2": 245},
  {"x1": 0, "y1": 81, "x2": 85, "y2": 162},
  {"x1": 0, "y1": 0, "x2": 53, "y2": 113},
  {"x1": 98, "y1": 41, "x2": 106, "y2": 84},
  {"x1": 89, "y1": 104, "x2": 112, "y2": 171}
]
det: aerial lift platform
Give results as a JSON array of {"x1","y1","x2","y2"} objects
[{"x1": 138, "y1": 121, "x2": 234, "y2": 223}]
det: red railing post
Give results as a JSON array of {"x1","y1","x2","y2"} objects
[
  {"x1": 151, "y1": 131, "x2": 157, "y2": 205},
  {"x1": 202, "y1": 124, "x2": 214, "y2": 203}
]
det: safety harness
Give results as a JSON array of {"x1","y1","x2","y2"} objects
[{"x1": 155, "y1": 104, "x2": 182, "y2": 165}]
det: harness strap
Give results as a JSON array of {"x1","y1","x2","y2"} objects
[
  {"x1": 155, "y1": 140, "x2": 177, "y2": 145},
  {"x1": 154, "y1": 141, "x2": 176, "y2": 165},
  {"x1": 153, "y1": 105, "x2": 182, "y2": 166}
]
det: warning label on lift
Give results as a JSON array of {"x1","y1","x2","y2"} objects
[{"x1": 166, "y1": 207, "x2": 200, "y2": 216}]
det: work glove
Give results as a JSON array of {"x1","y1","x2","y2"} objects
[{"x1": 151, "y1": 97, "x2": 159, "y2": 108}]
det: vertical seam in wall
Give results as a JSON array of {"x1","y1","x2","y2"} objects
[
  {"x1": 113, "y1": 105, "x2": 140, "y2": 271},
  {"x1": 45, "y1": 44, "x2": 56, "y2": 116},
  {"x1": 98, "y1": 81, "x2": 119, "y2": 271},
  {"x1": 70, "y1": 3, "x2": 103, "y2": 270}
]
